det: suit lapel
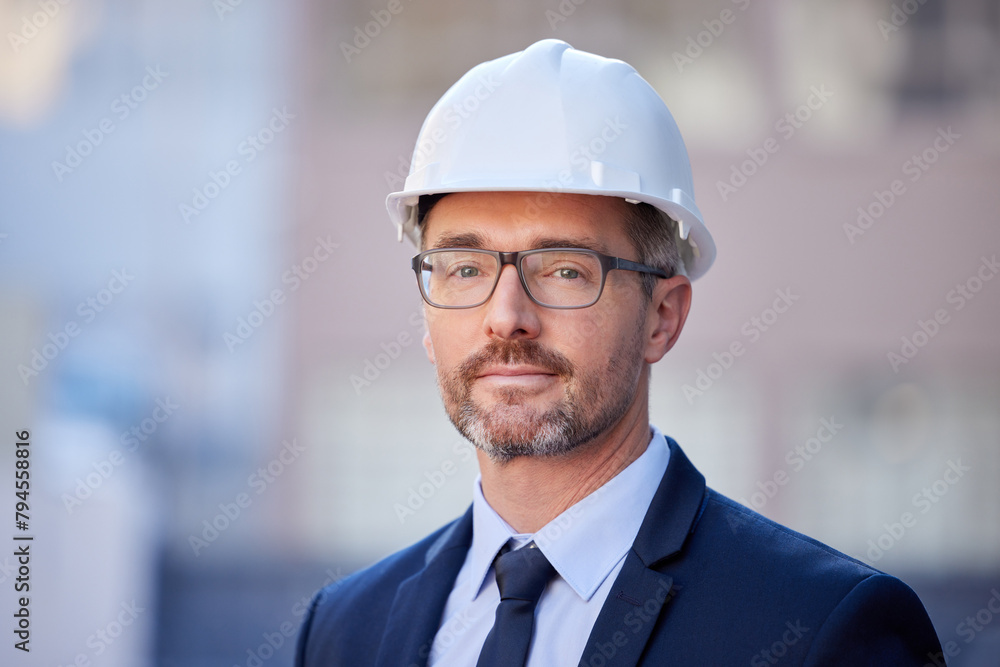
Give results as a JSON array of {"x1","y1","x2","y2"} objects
[
  {"x1": 578, "y1": 439, "x2": 706, "y2": 666},
  {"x1": 579, "y1": 555, "x2": 674, "y2": 667},
  {"x1": 374, "y1": 507, "x2": 473, "y2": 667}
]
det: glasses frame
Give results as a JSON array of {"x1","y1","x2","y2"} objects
[{"x1": 411, "y1": 247, "x2": 671, "y2": 309}]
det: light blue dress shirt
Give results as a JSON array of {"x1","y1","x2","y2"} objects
[{"x1": 428, "y1": 426, "x2": 671, "y2": 666}]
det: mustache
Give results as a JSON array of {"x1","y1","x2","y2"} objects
[{"x1": 456, "y1": 339, "x2": 574, "y2": 382}]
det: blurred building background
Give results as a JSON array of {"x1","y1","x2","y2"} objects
[{"x1": 0, "y1": 0, "x2": 998, "y2": 665}]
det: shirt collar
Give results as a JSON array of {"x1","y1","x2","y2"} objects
[{"x1": 467, "y1": 426, "x2": 671, "y2": 602}]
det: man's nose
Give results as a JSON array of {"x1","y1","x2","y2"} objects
[{"x1": 481, "y1": 264, "x2": 541, "y2": 339}]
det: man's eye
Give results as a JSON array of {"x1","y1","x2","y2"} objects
[
  {"x1": 458, "y1": 266, "x2": 480, "y2": 278},
  {"x1": 556, "y1": 268, "x2": 580, "y2": 279}
]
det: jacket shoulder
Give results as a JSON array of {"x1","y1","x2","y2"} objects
[
  {"x1": 295, "y1": 516, "x2": 465, "y2": 667},
  {"x1": 701, "y1": 489, "x2": 880, "y2": 580},
  {"x1": 322, "y1": 518, "x2": 457, "y2": 603},
  {"x1": 656, "y1": 489, "x2": 941, "y2": 664}
]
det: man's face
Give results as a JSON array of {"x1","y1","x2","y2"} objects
[{"x1": 420, "y1": 191, "x2": 661, "y2": 464}]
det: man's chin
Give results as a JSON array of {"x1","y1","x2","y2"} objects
[
  {"x1": 469, "y1": 435, "x2": 567, "y2": 465},
  {"x1": 470, "y1": 382, "x2": 565, "y2": 411},
  {"x1": 452, "y1": 402, "x2": 581, "y2": 464},
  {"x1": 462, "y1": 399, "x2": 556, "y2": 430}
]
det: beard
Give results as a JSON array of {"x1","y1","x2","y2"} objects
[{"x1": 437, "y1": 322, "x2": 646, "y2": 464}]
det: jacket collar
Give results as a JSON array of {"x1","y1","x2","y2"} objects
[
  {"x1": 375, "y1": 437, "x2": 707, "y2": 667},
  {"x1": 374, "y1": 507, "x2": 473, "y2": 667},
  {"x1": 632, "y1": 436, "x2": 707, "y2": 567},
  {"x1": 577, "y1": 437, "x2": 707, "y2": 666}
]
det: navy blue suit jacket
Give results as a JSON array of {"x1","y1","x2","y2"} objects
[{"x1": 295, "y1": 438, "x2": 943, "y2": 666}]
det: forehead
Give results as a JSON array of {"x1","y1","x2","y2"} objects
[{"x1": 421, "y1": 191, "x2": 632, "y2": 253}]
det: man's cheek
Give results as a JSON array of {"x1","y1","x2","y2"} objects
[{"x1": 562, "y1": 314, "x2": 603, "y2": 349}]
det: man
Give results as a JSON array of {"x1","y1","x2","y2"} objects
[{"x1": 296, "y1": 39, "x2": 943, "y2": 666}]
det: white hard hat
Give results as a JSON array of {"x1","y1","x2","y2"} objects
[{"x1": 386, "y1": 38, "x2": 716, "y2": 280}]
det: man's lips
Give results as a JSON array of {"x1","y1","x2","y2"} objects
[
  {"x1": 476, "y1": 365, "x2": 559, "y2": 378},
  {"x1": 475, "y1": 366, "x2": 560, "y2": 387}
]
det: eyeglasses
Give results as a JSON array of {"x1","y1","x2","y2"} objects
[{"x1": 411, "y1": 247, "x2": 670, "y2": 309}]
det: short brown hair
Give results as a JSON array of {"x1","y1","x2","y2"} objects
[{"x1": 621, "y1": 201, "x2": 683, "y2": 300}]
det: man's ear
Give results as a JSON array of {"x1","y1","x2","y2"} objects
[
  {"x1": 423, "y1": 330, "x2": 436, "y2": 364},
  {"x1": 644, "y1": 275, "x2": 692, "y2": 364}
]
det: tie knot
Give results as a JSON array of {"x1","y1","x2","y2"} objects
[{"x1": 493, "y1": 544, "x2": 556, "y2": 604}]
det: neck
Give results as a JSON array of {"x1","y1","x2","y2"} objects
[{"x1": 477, "y1": 395, "x2": 651, "y2": 534}]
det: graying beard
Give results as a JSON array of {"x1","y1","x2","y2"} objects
[
  {"x1": 456, "y1": 401, "x2": 577, "y2": 464},
  {"x1": 454, "y1": 378, "x2": 632, "y2": 464}
]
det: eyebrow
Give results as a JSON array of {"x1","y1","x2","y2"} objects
[
  {"x1": 431, "y1": 232, "x2": 487, "y2": 249},
  {"x1": 430, "y1": 232, "x2": 609, "y2": 254},
  {"x1": 531, "y1": 237, "x2": 608, "y2": 253}
]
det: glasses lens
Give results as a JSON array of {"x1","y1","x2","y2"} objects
[
  {"x1": 522, "y1": 250, "x2": 602, "y2": 307},
  {"x1": 419, "y1": 250, "x2": 499, "y2": 307}
]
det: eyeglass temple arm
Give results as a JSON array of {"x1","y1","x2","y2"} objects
[{"x1": 608, "y1": 256, "x2": 670, "y2": 279}]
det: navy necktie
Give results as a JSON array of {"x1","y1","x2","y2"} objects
[{"x1": 476, "y1": 543, "x2": 556, "y2": 667}]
